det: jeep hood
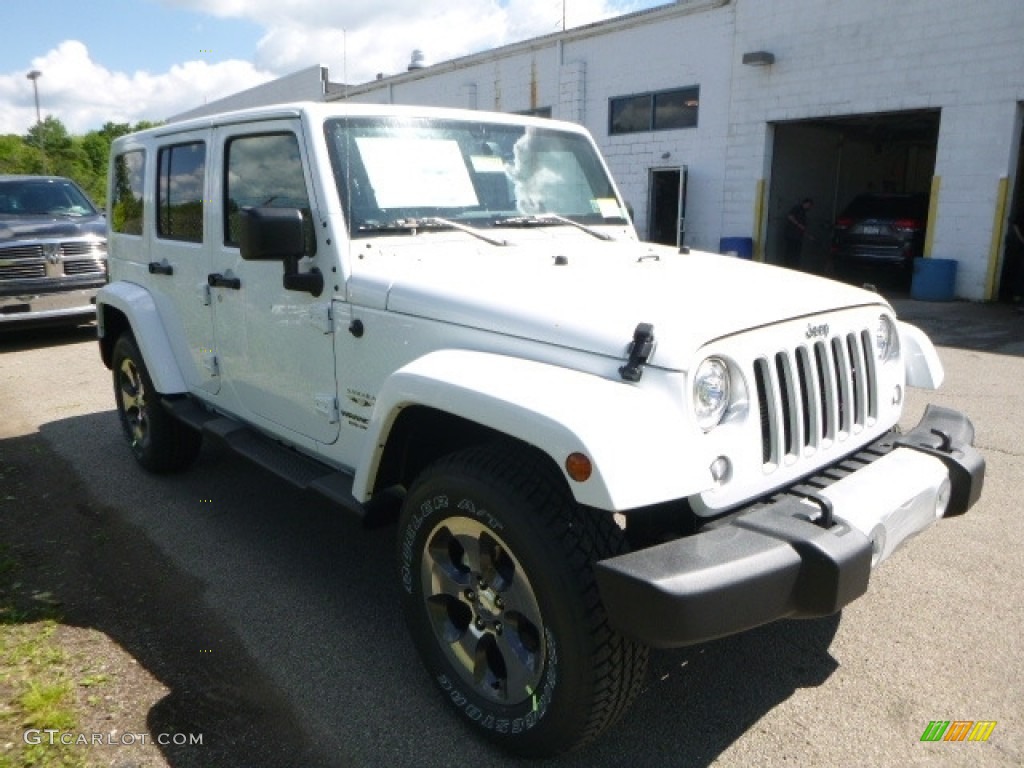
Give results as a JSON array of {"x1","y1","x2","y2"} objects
[{"x1": 349, "y1": 236, "x2": 886, "y2": 371}]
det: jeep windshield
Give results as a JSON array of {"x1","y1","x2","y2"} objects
[{"x1": 323, "y1": 116, "x2": 628, "y2": 239}]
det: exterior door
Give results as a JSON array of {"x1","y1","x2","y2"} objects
[
  {"x1": 149, "y1": 135, "x2": 219, "y2": 394},
  {"x1": 648, "y1": 166, "x2": 687, "y2": 248},
  {"x1": 209, "y1": 120, "x2": 340, "y2": 445}
]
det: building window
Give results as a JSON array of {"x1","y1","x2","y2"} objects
[
  {"x1": 111, "y1": 150, "x2": 145, "y2": 235},
  {"x1": 157, "y1": 142, "x2": 205, "y2": 242},
  {"x1": 609, "y1": 86, "x2": 699, "y2": 135}
]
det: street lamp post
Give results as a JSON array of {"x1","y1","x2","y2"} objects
[
  {"x1": 26, "y1": 70, "x2": 42, "y2": 125},
  {"x1": 26, "y1": 70, "x2": 45, "y2": 170}
]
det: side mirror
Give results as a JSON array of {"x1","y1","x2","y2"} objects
[
  {"x1": 239, "y1": 207, "x2": 305, "y2": 261},
  {"x1": 239, "y1": 207, "x2": 323, "y2": 297}
]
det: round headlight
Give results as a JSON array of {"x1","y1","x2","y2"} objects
[
  {"x1": 693, "y1": 357, "x2": 731, "y2": 431},
  {"x1": 874, "y1": 314, "x2": 900, "y2": 361}
]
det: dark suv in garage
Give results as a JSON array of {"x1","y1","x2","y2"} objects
[
  {"x1": 832, "y1": 193, "x2": 928, "y2": 288},
  {"x1": 0, "y1": 175, "x2": 107, "y2": 327}
]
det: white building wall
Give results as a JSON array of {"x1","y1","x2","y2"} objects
[
  {"x1": 573, "y1": 5, "x2": 734, "y2": 250},
  {"x1": 340, "y1": 1, "x2": 736, "y2": 249},
  {"x1": 330, "y1": 0, "x2": 1024, "y2": 299},
  {"x1": 728, "y1": 0, "x2": 1024, "y2": 298}
]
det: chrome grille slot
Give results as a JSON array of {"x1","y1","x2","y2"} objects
[
  {"x1": 63, "y1": 258, "x2": 105, "y2": 276},
  {"x1": 795, "y1": 346, "x2": 815, "y2": 449},
  {"x1": 860, "y1": 330, "x2": 878, "y2": 420},
  {"x1": 60, "y1": 241, "x2": 101, "y2": 257},
  {"x1": 755, "y1": 329, "x2": 878, "y2": 472},
  {"x1": 814, "y1": 341, "x2": 832, "y2": 441},
  {"x1": 1, "y1": 245, "x2": 44, "y2": 259},
  {"x1": 754, "y1": 359, "x2": 772, "y2": 464},
  {"x1": 0, "y1": 258, "x2": 46, "y2": 280}
]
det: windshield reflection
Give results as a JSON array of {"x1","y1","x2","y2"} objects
[{"x1": 323, "y1": 117, "x2": 627, "y2": 238}]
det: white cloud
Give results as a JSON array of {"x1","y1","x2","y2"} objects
[
  {"x1": 0, "y1": 40, "x2": 274, "y2": 134},
  {"x1": 170, "y1": 0, "x2": 645, "y2": 84},
  {"x1": 1, "y1": 1, "x2": 653, "y2": 134}
]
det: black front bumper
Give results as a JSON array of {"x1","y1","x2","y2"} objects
[{"x1": 594, "y1": 405, "x2": 985, "y2": 649}]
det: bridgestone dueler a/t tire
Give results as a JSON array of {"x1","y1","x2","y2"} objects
[
  {"x1": 112, "y1": 333, "x2": 201, "y2": 473},
  {"x1": 397, "y1": 444, "x2": 649, "y2": 757}
]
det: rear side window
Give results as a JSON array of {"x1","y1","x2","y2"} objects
[
  {"x1": 157, "y1": 142, "x2": 205, "y2": 242},
  {"x1": 111, "y1": 150, "x2": 145, "y2": 235},
  {"x1": 224, "y1": 133, "x2": 314, "y2": 253}
]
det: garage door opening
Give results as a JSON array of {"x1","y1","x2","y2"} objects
[
  {"x1": 998, "y1": 107, "x2": 1024, "y2": 303},
  {"x1": 766, "y1": 109, "x2": 940, "y2": 288}
]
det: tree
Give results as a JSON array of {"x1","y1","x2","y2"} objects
[
  {"x1": 3, "y1": 117, "x2": 161, "y2": 207},
  {"x1": 0, "y1": 134, "x2": 45, "y2": 174}
]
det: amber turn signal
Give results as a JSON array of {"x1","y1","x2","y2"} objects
[{"x1": 565, "y1": 452, "x2": 593, "y2": 482}]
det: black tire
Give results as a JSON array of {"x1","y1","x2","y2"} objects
[
  {"x1": 397, "y1": 443, "x2": 648, "y2": 757},
  {"x1": 112, "y1": 333, "x2": 201, "y2": 473}
]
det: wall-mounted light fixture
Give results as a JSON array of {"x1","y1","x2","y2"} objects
[{"x1": 742, "y1": 51, "x2": 775, "y2": 66}]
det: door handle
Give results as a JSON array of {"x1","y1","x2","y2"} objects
[
  {"x1": 148, "y1": 261, "x2": 174, "y2": 275},
  {"x1": 207, "y1": 273, "x2": 241, "y2": 290}
]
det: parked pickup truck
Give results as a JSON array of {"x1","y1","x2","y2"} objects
[
  {"x1": 96, "y1": 103, "x2": 984, "y2": 757},
  {"x1": 0, "y1": 174, "x2": 107, "y2": 327}
]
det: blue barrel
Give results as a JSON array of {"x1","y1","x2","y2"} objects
[
  {"x1": 719, "y1": 236, "x2": 754, "y2": 259},
  {"x1": 911, "y1": 258, "x2": 958, "y2": 301}
]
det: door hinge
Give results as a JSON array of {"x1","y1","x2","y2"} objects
[
  {"x1": 314, "y1": 394, "x2": 339, "y2": 424},
  {"x1": 201, "y1": 352, "x2": 219, "y2": 377},
  {"x1": 308, "y1": 303, "x2": 333, "y2": 334}
]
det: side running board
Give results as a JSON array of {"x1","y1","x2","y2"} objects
[{"x1": 162, "y1": 397, "x2": 372, "y2": 521}]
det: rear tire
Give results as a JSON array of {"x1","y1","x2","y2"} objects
[
  {"x1": 397, "y1": 444, "x2": 648, "y2": 756},
  {"x1": 112, "y1": 333, "x2": 201, "y2": 473}
]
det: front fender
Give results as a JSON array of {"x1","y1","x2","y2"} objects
[
  {"x1": 353, "y1": 349, "x2": 711, "y2": 511},
  {"x1": 97, "y1": 282, "x2": 187, "y2": 394},
  {"x1": 898, "y1": 321, "x2": 944, "y2": 390}
]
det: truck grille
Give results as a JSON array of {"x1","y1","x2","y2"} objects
[
  {"x1": 0, "y1": 241, "x2": 105, "y2": 280},
  {"x1": 753, "y1": 330, "x2": 878, "y2": 469}
]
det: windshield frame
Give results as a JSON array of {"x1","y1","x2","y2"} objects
[{"x1": 323, "y1": 116, "x2": 628, "y2": 239}]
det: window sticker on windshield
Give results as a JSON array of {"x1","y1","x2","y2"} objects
[
  {"x1": 595, "y1": 198, "x2": 621, "y2": 218},
  {"x1": 356, "y1": 137, "x2": 479, "y2": 208},
  {"x1": 470, "y1": 155, "x2": 506, "y2": 174}
]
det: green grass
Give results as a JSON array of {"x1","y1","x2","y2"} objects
[{"x1": 0, "y1": 546, "x2": 86, "y2": 768}]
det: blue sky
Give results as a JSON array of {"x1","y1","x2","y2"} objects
[
  {"x1": 0, "y1": 0, "x2": 664, "y2": 134},
  {"x1": 1, "y1": 0, "x2": 263, "y2": 76}
]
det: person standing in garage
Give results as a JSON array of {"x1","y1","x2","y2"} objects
[{"x1": 783, "y1": 197, "x2": 815, "y2": 269}]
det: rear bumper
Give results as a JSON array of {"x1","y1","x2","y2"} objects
[{"x1": 595, "y1": 405, "x2": 984, "y2": 648}]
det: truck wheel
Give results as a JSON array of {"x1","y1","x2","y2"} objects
[
  {"x1": 112, "y1": 333, "x2": 201, "y2": 473},
  {"x1": 397, "y1": 444, "x2": 648, "y2": 756}
]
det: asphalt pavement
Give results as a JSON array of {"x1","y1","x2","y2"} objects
[{"x1": 0, "y1": 296, "x2": 1020, "y2": 767}]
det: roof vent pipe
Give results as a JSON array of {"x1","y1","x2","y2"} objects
[{"x1": 408, "y1": 50, "x2": 425, "y2": 71}]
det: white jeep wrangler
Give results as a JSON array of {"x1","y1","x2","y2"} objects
[{"x1": 96, "y1": 103, "x2": 984, "y2": 756}]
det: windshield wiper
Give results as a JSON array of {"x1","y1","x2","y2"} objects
[
  {"x1": 356, "y1": 217, "x2": 509, "y2": 247},
  {"x1": 492, "y1": 214, "x2": 614, "y2": 241}
]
